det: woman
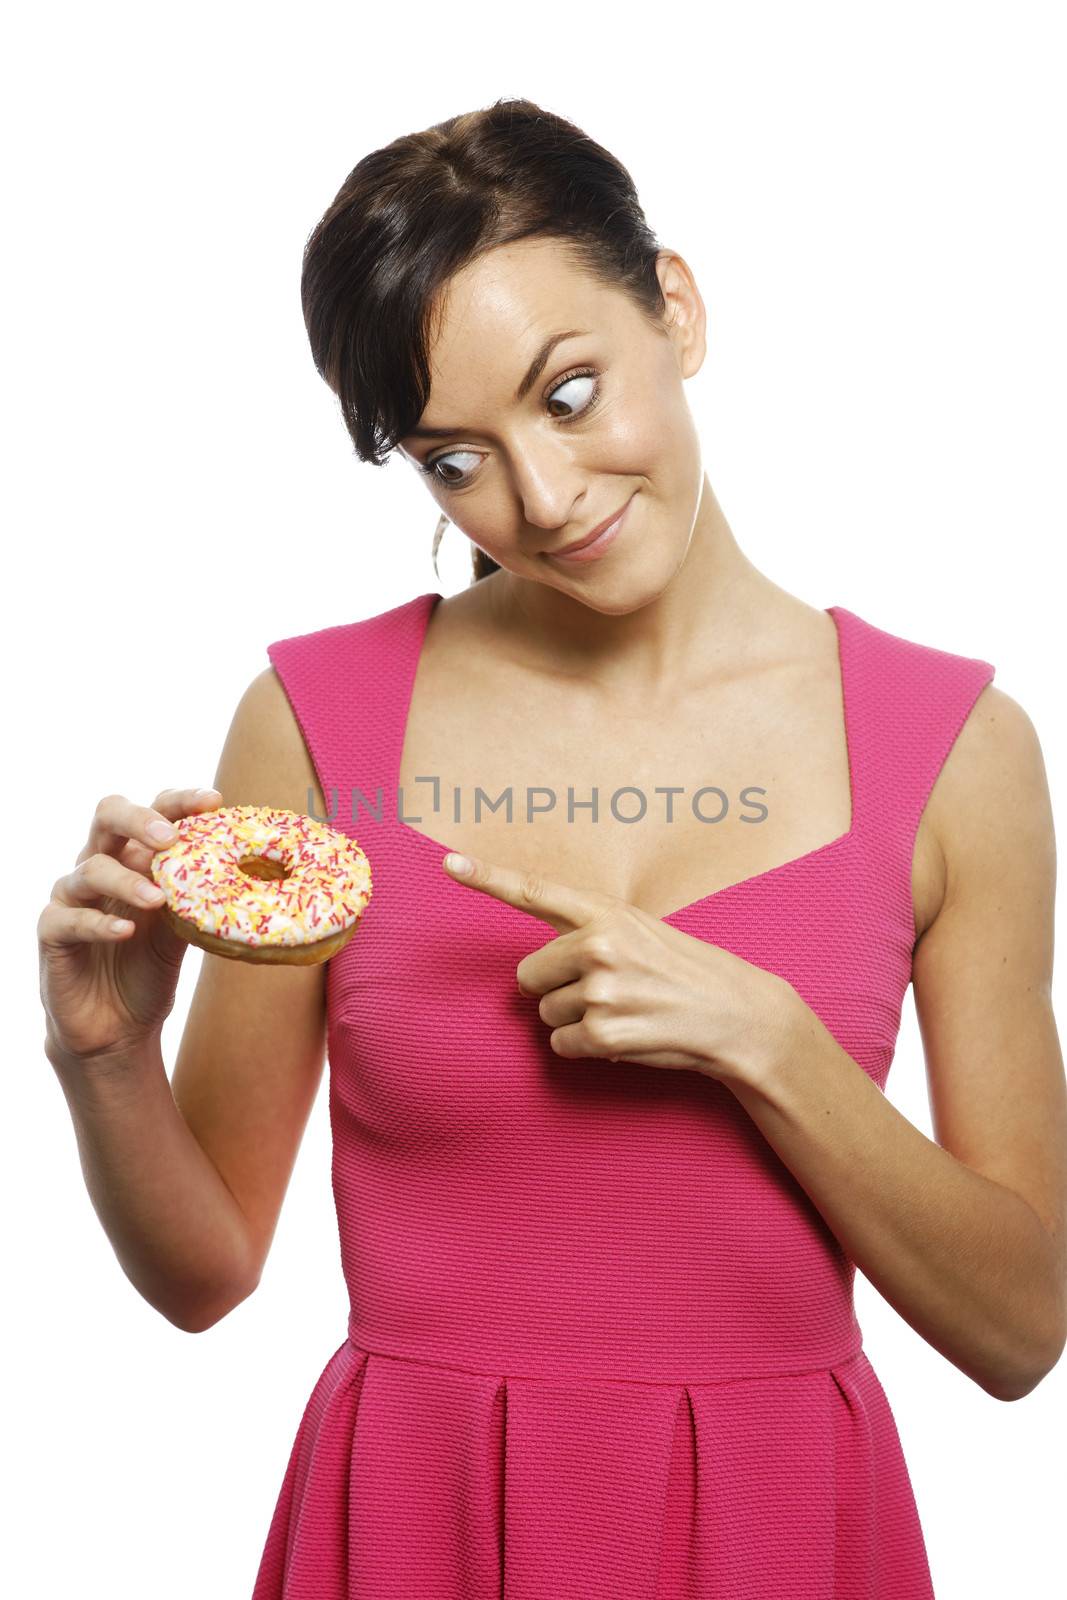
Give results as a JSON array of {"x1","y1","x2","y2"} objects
[{"x1": 38, "y1": 97, "x2": 1065, "y2": 1598}]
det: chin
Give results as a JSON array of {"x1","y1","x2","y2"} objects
[{"x1": 554, "y1": 566, "x2": 676, "y2": 614}]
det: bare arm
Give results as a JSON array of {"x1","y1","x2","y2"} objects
[
  {"x1": 167, "y1": 668, "x2": 332, "y2": 1310},
  {"x1": 48, "y1": 1030, "x2": 268, "y2": 1332},
  {"x1": 43, "y1": 666, "x2": 330, "y2": 1332},
  {"x1": 728, "y1": 685, "x2": 1067, "y2": 1401}
]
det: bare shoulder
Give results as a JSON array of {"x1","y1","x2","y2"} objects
[
  {"x1": 923, "y1": 681, "x2": 1055, "y2": 933},
  {"x1": 220, "y1": 663, "x2": 323, "y2": 812}
]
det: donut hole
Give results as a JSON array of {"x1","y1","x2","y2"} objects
[{"x1": 238, "y1": 853, "x2": 289, "y2": 883}]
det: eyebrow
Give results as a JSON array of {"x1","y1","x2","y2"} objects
[{"x1": 404, "y1": 328, "x2": 591, "y2": 440}]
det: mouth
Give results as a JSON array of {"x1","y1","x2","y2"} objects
[{"x1": 545, "y1": 494, "x2": 635, "y2": 564}]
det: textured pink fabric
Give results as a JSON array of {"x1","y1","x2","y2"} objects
[{"x1": 251, "y1": 592, "x2": 995, "y2": 1598}]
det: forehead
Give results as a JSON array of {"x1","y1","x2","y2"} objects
[
  {"x1": 431, "y1": 238, "x2": 603, "y2": 350},
  {"x1": 403, "y1": 241, "x2": 627, "y2": 433}
]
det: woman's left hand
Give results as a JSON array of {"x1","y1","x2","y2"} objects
[{"x1": 442, "y1": 850, "x2": 799, "y2": 1086}]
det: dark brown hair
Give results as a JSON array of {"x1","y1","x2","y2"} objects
[{"x1": 300, "y1": 96, "x2": 668, "y2": 584}]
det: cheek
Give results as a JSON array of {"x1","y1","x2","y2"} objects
[
  {"x1": 601, "y1": 389, "x2": 688, "y2": 472},
  {"x1": 618, "y1": 405, "x2": 670, "y2": 457},
  {"x1": 599, "y1": 345, "x2": 690, "y2": 457}
]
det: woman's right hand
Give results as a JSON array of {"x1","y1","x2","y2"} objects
[{"x1": 37, "y1": 787, "x2": 224, "y2": 1067}]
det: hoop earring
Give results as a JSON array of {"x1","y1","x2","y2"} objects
[{"x1": 431, "y1": 512, "x2": 449, "y2": 581}]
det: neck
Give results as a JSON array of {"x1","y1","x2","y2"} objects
[{"x1": 483, "y1": 474, "x2": 796, "y2": 696}]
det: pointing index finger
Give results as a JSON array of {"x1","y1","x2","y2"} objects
[{"x1": 442, "y1": 851, "x2": 604, "y2": 933}]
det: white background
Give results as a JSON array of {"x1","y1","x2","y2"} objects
[{"x1": 5, "y1": 1, "x2": 1065, "y2": 1595}]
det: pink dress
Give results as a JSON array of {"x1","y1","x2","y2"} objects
[{"x1": 252, "y1": 592, "x2": 995, "y2": 1599}]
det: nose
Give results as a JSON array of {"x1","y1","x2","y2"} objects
[{"x1": 505, "y1": 431, "x2": 590, "y2": 532}]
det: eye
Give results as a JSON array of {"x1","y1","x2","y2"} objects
[
  {"x1": 545, "y1": 368, "x2": 600, "y2": 419},
  {"x1": 419, "y1": 367, "x2": 603, "y2": 488}
]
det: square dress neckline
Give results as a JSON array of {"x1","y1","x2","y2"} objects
[{"x1": 390, "y1": 592, "x2": 858, "y2": 925}]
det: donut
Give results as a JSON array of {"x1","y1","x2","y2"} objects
[{"x1": 150, "y1": 804, "x2": 372, "y2": 966}]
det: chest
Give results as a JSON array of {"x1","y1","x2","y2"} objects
[{"x1": 396, "y1": 642, "x2": 865, "y2": 926}]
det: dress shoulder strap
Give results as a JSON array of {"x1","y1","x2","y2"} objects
[
  {"x1": 831, "y1": 605, "x2": 996, "y2": 927},
  {"x1": 266, "y1": 592, "x2": 439, "y2": 843}
]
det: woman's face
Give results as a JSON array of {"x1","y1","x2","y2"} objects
[{"x1": 396, "y1": 238, "x2": 708, "y2": 608}]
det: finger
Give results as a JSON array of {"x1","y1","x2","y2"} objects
[
  {"x1": 441, "y1": 851, "x2": 606, "y2": 934},
  {"x1": 52, "y1": 851, "x2": 165, "y2": 913},
  {"x1": 534, "y1": 979, "x2": 587, "y2": 1029},
  {"x1": 546, "y1": 1020, "x2": 606, "y2": 1059},
  {"x1": 516, "y1": 905, "x2": 630, "y2": 997},
  {"x1": 78, "y1": 787, "x2": 222, "y2": 868},
  {"x1": 515, "y1": 926, "x2": 591, "y2": 997},
  {"x1": 548, "y1": 1018, "x2": 632, "y2": 1062},
  {"x1": 150, "y1": 784, "x2": 223, "y2": 817},
  {"x1": 126, "y1": 787, "x2": 223, "y2": 873},
  {"x1": 37, "y1": 900, "x2": 138, "y2": 948}
]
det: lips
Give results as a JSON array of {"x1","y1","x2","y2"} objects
[{"x1": 547, "y1": 494, "x2": 635, "y2": 560}]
